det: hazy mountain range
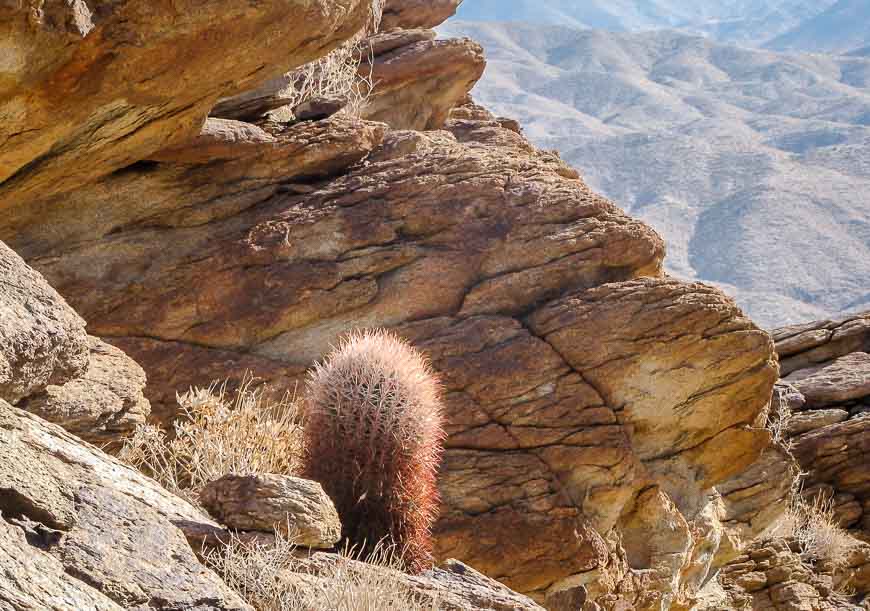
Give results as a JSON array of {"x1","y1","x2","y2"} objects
[
  {"x1": 454, "y1": 0, "x2": 870, "y2": 54},
  {"x1": 440, "y1": 19, "x2": 870, "y2": 327}
]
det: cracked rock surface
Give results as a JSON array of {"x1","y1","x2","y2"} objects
[
  {"x1": 0, "y1": 3, "x2": 792, "y2": 606},
  {"x1": 200, "y1": 474, "x2": 342, "y2": 549},
  {"x1": 0, "y1": 398, "x2": 248, "y2": 610},
  {"x1": 0, "y1": 241, "x2": 89, "y2": 405},
  {"x1": 19, "y1": 336, "x2": 150, "y2": 449},
  {"x1": 771, "y1": 312, "x2": 870, "y2": 536},
  {"x1": 2, "y1": 99, "x2": 783, "y2": 605}
]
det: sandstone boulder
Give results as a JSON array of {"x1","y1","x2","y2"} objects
[
  {"x1": 0, "y1": 0, "x2": 374, "y2": 208},
  {"x1": 772, "y1": 312, "x2": 870, "y2": 540},
  {"x1": 1, "y1": 75, "x2": 785, "y2": 607},
  {"x1": 201, "y1": 474, "x2": 342, "y2": 549},
  {"x1": 709, "y1": 538, "x2": 870, "y2": 610},
  {"x1": 0, "y1": 516, "x2": 123, "y2": 611},
  {"x1": 0, "y1": 399, "x2": 248, "y2": 610},
  {"x1": 381, "y1": 0, "x2": 462, "y2": 30},
  {"x1": 774, "y1": 313, "x2": 870, "y2": 376},
  {"x1": 2, "y1": 111, "x2": 784, "y2": 605},
  {"x1": 19, "y1": 336, "x2": 150, "y2": 448},
  {"x1": 361, "y1": 31, "x2": 486, "y2": 130},
  {"x1": 0, "y1": 241, "x2": 89, "y2": 404},
  {"x1": 785, "y1": 352, "x2": 870, "y2": 408}
]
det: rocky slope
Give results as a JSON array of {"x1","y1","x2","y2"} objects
[
  {"x1": 453, "y1": 0, "x2": 843, "y2": 48},
  {"x1": 440, "y1": 21, "x2": 870, "y2": 328},
  {"x1": 767, "y1": 0, "x2": 870, "y2": 54},
  {"x1": 0, "y1": 1, "x2": 856, "y2": 609}
]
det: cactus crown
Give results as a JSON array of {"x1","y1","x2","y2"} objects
[
  {"x1": 306, "y1": 329, "x2": 443, "y2": 456},
  {"x1": 303, "y1": 329, "x2": 445, "y2": 573}
]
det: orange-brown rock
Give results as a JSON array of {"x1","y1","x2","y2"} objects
[
  {"x1": 0, "y1": 3, "x2": 799, "y2": 607},
  {"x1": 0, "y1": 102, "x2": 788, "y2": 606},
  {"x1": 0, "y1": 0, "x2": 374, "y2": 208},
  {"x1": 361, "y1": 31, "x2": 486, "y2": 130},
  {"x1": 381, "y1": 0, "x2": 462, "y2": 30}
]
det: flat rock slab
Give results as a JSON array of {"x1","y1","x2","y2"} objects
[
  {"x1": 0, "y1": 241, "x2": 88, "y2": 404},
  {"x1": 201, "y1": 474, "x2": 341, "y2": 549},
  {"x1": 774, "y1": 313, "x2": 870, "y2": 376},
  {"x1": 785, "y1": 352, "x2": 870, "y2": 407},
  {"x1": 787, "y1": 409, "x2": 850, "y2": 436},
  {"x1": 0, "y1": 399, "x2": 249, "y2": 610}
]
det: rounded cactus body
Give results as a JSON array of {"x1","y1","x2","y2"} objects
[{"x1": 302, "y1": 329, "x2": 445, "y2": 573}]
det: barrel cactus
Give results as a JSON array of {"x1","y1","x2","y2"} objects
[{"x1": 302, "y1": 329, "x2": 445, "y2": 573}]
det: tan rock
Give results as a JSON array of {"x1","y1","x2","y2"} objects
[
  {"x1": 1, "y1": 116, "x2": 387, "y2": 260},
  {"x1": 19, "y1": 336, "x2": 150, "y2": 448},
  {"x1": 713, "y1": 537, "x2": 867, "y2": 611},
  {"x1": 0, "y1": 241, "x2": 89, "y2": 404},
  {"x1": 718, "y1": 445, "x2": 800, "y2": 561},
  {"x1": 3, "y1": 106, "x2": 782, "y2": 604},
  {"x1": 200, "y1": 474, "x2": 341, "y2": 549},
  {"x1": 147, "y1": 118, "x2": 278, "y2": 164},
  {"x1": 774, "y1": 312, "x2": 870, "y2": 376},
  {"x1": 381, "y1": 0, "x2": 462, "y2": 30},
  {"x1": 787, "y1": 408, "x2": 850, "y2": 436},
  {"x1": 791, "y1": 416, "x2": 870, "y2": 502},
  {"x1": 0, "y1": 399, "x2": 248, "y2": 610},
  {"x1": 0, "y1": 517, "x2": 123, "y2": 611},
  {"x1": 361, "y1": 32, "x2": 486, "y2": 130},
  {"x1": 528, "y1": 278, "x2": 778, "y2": 494},
  {"x1": 0, "y1": 0, "x2": 373, "y2": 207},
  {"x1": 785, "y1": 352, "x2": 870, "y2": 407}
]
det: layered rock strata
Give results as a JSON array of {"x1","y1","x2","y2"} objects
[
  {"x1": 0, "y1": 2, "x2": 794, "y2": 608},
  {"x1": 3, "y1": 110, "x2": 783, "y2": 610},
  {"x1": 772, "y1": 313, "x2": 870, "y2": 536}
]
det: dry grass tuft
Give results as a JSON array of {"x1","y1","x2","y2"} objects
[
  {"x1": 767, "y1": 491, "x2": 862, "y2": 572},
  {"x1": 119, "y1": 377, "x2": 303, "y2": 501},
  {"x1": 207, "y1": 534, "x2": 438, "y2": 611},
  {"x1": 272, "y1": 0, "x2": 383, "y2": 122}
]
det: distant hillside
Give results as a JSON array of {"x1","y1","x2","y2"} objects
[
  {"x1": 767, "y1": 0, "x2": 870, "y2": 54},
  {"x1": 454, "y1": 0, "x2": 841, "y2": 47},
  {"x1": 440, "y1": 21, "x2": 870, "y2": 327}
]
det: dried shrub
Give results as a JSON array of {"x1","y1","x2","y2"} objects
[
  {"x1": 766, "y1": 384, "x2": 795, "y2": 446},
  {"x1": 119, "y1": 378, "x2": 302, "y2": 501},
  {"x1": 268, "y1": 0, "x2": 382, "y2": 122},
  {"x1": 207, "y1": 534, "x2": 438, "y2": 611},
  {"x1": 270, "y1": 41, "x2": 375, "y2": 121},
  {"x1": 302, "y1": 329, "x2": 445, "y2": 574},
  {"x1": 767, "y1": 491, "x2": 862, "y2": 572}
]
